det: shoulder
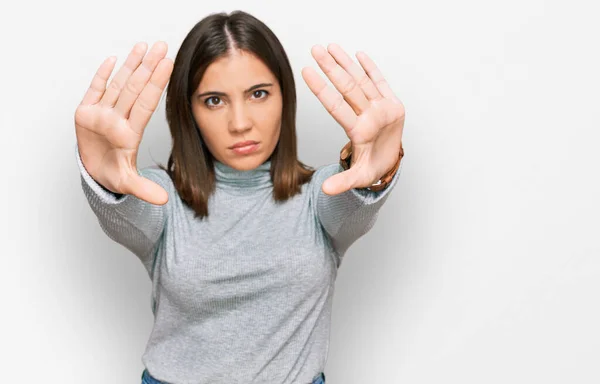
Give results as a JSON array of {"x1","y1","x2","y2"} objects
[
  {"x1": 312, "y1": 163, "x2": 342, "y2": 179},
  {"x1": 139, "y1": 165, "x2": 170, "y2": 181},
  {"x1": 139, "y1": 166, "x2": 172, "y2": 185}
]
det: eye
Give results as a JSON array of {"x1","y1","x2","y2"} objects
[
  {"x1": 252, "y1": 90, "x2": 269, "y2": 99},
  {"x1": 204, "y1": 96, "x2": 222, "y2": 108}
]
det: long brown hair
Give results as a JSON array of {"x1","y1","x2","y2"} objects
[{"x1": 159, "y1": 10, "x2": 315, "y2": 219}]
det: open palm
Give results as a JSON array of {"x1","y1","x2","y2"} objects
[
  {"x1": 74, "y1": 41, "x2": 173, "y2": 205},
  {"x1": 301, "y1": 43, "x2": 405, "y2": 195}
]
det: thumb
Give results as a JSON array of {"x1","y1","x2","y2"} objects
[
  {"x1": 321, "y1": 168, "x2": 358, "y2": 196},
  {"x1": 123, "y1": 173, "x2": 169, "y2": 205}
]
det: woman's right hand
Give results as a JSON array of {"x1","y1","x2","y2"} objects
[{"x1": 74, "y1": 41, "x2": 174, "y2": 205}]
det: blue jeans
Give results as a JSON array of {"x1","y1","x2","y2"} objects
[{"x1": 141, "y1": 368, "x2": 326, "y2": 384}]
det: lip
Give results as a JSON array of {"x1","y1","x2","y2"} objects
[
  {"x1": 230, "y1": 141, "x2": 260, "y2": 155},
  {"x1": 230, "y1": 140, "x2": 259, "y2": 149}
]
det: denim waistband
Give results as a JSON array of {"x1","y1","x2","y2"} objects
[
  {"x1": 142, "y1": 368, "x2": 326, "y2": 384},
  {"x1": 312, "y1": 371, "x2": 326, "y2": 384}
]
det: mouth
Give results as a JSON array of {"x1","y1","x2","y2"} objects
[
  {"x1": 230, "y1": 141, "x2": 260, "y2": 155},
  {"x1": 230, "y1": 140, "x2": 259, "y2": 149}
]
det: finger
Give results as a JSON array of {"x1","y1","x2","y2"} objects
[
  {"x1": 128, "y1": 58, "x2": 174, "y2": 135},
  {"x1": 321, "y1": 168, "x2": 358, "y2": 196},
  {"x1": 301, "y1": 66, "x2": 357, "y2": 133},
  {"x1": 123, "y1": 174, "x2": 169, "y2": 205},
  {"x1": 327, "y1": 43, "x2": 381, "y2": 102},
  {"x1": 99, "y1": 42, "x2": 148, "y2": 108},
  {"x1": 115, "y1": 41, "x2": 169, "y2": 119},
  {"x1": 355, "y1": 51, "x2": 399, "y2": 102},
  {"x1": 311, "y1": 44, "x2": 369, "y2": 115},
  {"x1": 80, "y1": 56, "x2": 117, "y2": 106}
]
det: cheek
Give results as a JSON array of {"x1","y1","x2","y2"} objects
[
  {"x1": 199, "y1": 125, "x2": 223, "y2": 148},
  {"x1": 259, "y1": 98, "x2": 283, "y2": 129},
  {"x1": 193, "y1": 115, "x2": 222, "y2": 150}
]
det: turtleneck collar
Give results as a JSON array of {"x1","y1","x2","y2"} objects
[{"x1": 213, "y1": 159, "x2": 273, "y2": 192}]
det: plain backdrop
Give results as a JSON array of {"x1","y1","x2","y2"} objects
[{"x1": 1, "y1": 0, "x2": 599, "y2": 383}]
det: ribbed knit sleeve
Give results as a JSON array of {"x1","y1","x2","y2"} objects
[
  {"x1": 75, "y1": 143, "x2": 170, "y2": 270},
  {"x1": 310, "y1": 157, "x2": 405, "y2": 267}
]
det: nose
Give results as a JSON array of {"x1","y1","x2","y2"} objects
[{"x1": 228, "y1": 102, "x2": 252, "y2": 133}]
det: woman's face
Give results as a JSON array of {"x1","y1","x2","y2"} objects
[{"x1": 191, "y1": 50, "x2": 283, "y2": 171}]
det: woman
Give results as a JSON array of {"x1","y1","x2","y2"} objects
[{"x1": 74, "y1": 10, "x2": 405, "y2": 384}]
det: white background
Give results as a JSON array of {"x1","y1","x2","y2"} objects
[{"x1": 1, "y1": 0, "x2": 599, "y2": 383}]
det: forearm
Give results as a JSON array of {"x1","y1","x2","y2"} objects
[
  {"x1": 311, "y1": 156, "x2": 404, "y2": 260},
  {"x1": 75, "y1": 143, "x2": 168, "y2": 264}
]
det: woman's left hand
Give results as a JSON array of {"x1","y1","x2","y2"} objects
[{"x1": 302, "y1": 43, "x2": 405, "y2": 195}]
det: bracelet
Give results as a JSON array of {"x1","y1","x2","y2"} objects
[{"x1": 339, "y1": 140, "x2": 404, "y2": 192}]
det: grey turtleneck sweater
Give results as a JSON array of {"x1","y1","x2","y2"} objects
[{"x1": 75, "y1": 143, "x2": 403, "y2": 384}]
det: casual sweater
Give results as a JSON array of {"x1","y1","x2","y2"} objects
[{"x1": 75, "y1": 143, "x2": 403, "y2": 384}]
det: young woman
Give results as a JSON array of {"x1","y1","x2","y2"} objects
[{"x1": 74, "y1": 10, "x2": 405, "y2": 384}]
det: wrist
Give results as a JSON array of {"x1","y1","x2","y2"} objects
[{"x1": 339, "y1": 141, "x2": 404, "y2": 192}]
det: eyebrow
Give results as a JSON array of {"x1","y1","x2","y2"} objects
[{"x1": 197, "y1": 82, "x2": 274, "y2": 98}]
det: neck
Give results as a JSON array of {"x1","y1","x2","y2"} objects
[{"x1": 213, "y1": 159, "x2": 273, "y2": 193}]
